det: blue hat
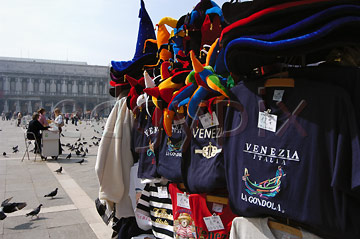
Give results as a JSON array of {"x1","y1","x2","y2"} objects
[{"x1": 111, "y1": 0, "x2": 157, "y2": 75}]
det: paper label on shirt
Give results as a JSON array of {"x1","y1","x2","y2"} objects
[
  {"x1": 199, "y1": 112, "x2": 219, "y2": 129},
  {"x1": 212, "y1": 203, "x2": 223, "y2": 213},
  {"x1": 157, "y1": 186, "x2": 168, "y2": 198},
  {"x1": 177, "y1": 193, "x2": 190, "y2": 209},
  {"x1": 173, "y1": 117, "x2": 186, "y2": 125},
  {"x1": 203, "y1": 215, "x2": 225, "y2": 232},
  {"x1": 273, "y1": 90, "x2": 285, "y2": 102},
  {"x1": 258, "y1": 111, "x2": 277, "y2": 132}
]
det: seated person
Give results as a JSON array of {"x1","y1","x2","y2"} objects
[{"x1": 27, "y1": 113, "x2": 50, "y2": 154}]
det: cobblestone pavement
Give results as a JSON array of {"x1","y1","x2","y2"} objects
[{"x1": 0, "y1": 119, "x2": 112, "y2": 239}]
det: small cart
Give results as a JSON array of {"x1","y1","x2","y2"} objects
[{"x1": 42, "y1": 130, "x2": 60, "y2": 160}]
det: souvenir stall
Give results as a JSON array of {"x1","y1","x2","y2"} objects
[{"x1": 95, "y1": 0, "x2": 360, "y2": 238}]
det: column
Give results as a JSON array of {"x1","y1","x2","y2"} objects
[
  {"x1": 72, "y1": 80, "x2": 78, "y2": 94},
  {"x1": 15, "y1": 100, "x2": 20, "y2": 112},
  {"x1": 39, "y1": 79, "x2": 45, "y2": 94},
  {"x1": 51, "y1": 102, "x2": 54, "y2": 112},
  {"x1": 4, "y1": 77, "x2": 10, "y2": 94},
  {"x1": 27, "y1": 78, "x2": 34, "y2": 95},
  {"x1": 61, "y1": 79, "x2": 67, "y2": 95},
  {"x1": 72, "y1": 102, "x2": 76, "y2": 112},
  {"x1": 4, "y1": 100, "x2": 9, "y2": 112},
  {"x1": 83, "y1": 81, "x2": 88, "y2": 95},
  {"x1": 27, "y1": 100, "x2": 32, "y2": 114},
  {"x1": 93, "y1": 81, "x2": 98, "y2": 95},
  {"x1": 103, "y1": 82, "x2": 108, "y2": 95},
  {"x1": 83, "y1": 102, "x2": 87, "y2": 113},
  {"x1": 15, "y1": 78, "x2": 22, "y2": 95},
  {"x1": 50, "y1": 79, "x2": 56, "y2": 94}
]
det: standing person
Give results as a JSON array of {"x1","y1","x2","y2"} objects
[
  {"x1": 17, "y1": 112, "x2": 22, "y2": 127},
  {"x1": 53, "y1": 108, "x2": 64, "y2": 156},
  {"x1": 65, "y1": 113, "x2": 69, "y2": 124},
  {"x1": 74, "y1": 114, "x2": 78, "y2": 126},
  {"x1": 71, "y1": 114, "x2": 74, "y2": 124},
  {"x1": 27, "y1": 113, "x2": 50, "y2": 154},
  {"x1": 1, "y1": 112, "x2": 5, "y2": 121},
  {"x1": 37, "y1": 108, "x2": 49, "y2": 127}
]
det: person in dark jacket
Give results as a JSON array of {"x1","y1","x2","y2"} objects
[{"x1": 27, "y1": 113, "x2": 50, "y2": 154}]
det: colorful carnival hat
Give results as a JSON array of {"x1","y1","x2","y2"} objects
[
  {"x1": 111, "y1": 0, "x2": 158, "y2": 76},
  {"x1": 225, "y1": 16, "x2": 360, "y2": 76},
  {"x1": 220, "y1": 0, "x2": 360, "y2": 47}
]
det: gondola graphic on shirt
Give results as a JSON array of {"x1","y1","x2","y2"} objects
[
  {"x1": 242, "y1": 166, "x2": 285, "y2": 199},
  {"x1": 167, "y1": 138, "x2": 182, "y2": 153},
  {"x1": 147, "y1": 139, "x2": 155, "y2": 157}
]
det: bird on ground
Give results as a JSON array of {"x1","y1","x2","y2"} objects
[
  {"x1": 61, "y1": 133, "x2": 65, "y2": 137},
  {"x1": 76, "y1": 150, "x2": 81, "y2": 156},
  {"x1": 82, "y1": 137, "x2": 85, "y2": 140},
  {"x1": 83, "y1": 142, "x2": 87, "y2": 145},
  {"x1": 26, "y1": 204, "x2": 42, "y2": 218},
  {"x1": 0, "y1": 198, "x2": 27, "y2": 220},
  {"x1": 66, "y1": 153, "x2": 71, "y2": 159},
  {"x1": 80, "y1": 147, "x2": 84, "y2": 152},
  {"x1": 44, "y1": 188, "x2": 58, "y2": 198},
  {"x1": 81, "y1": 152, "x2": 86, "y2": 157},
  {"x1": 1, "y1": 197, "x2": 13, "y2": 207},
  {"x1": 54, "y1": 167, "x2": 62, "y2": 174},
  {"x1": 3, "y1": 152, "x2": 6, "y2": 156},
  {"x1": 74, "y1": 142, "x2": 78, "y2": 146},
  {"x1": 89, "y1": 145, "x2": 93, "y2": 148},
  {"x1": 12, "y1": 146, "x2": 18, "y2": 151},
  {"x1": 77, "y1": 138, "x2": 81, "y2": 141},
  {"x1": 76, "y1": 129, "x2": 79, "y2": 131},
  {"x1": 66, "y1": 143, "x2": 71, "y2": 147},
  {"x1": 85, "y1": 148, "x2": 88, "y2": 153},
  {"x1": 61, "y1": 143, "x2": 65, "y2": 147},
  {"x1": 76, "y1": 159, "x2": 85, "y2": 165},
  {"x1": 13, "y1": 149, "x2": 19, "y2": 153}
]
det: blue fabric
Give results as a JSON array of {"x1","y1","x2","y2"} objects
[
  {"x1": 111, "y1": 0, "x2": 156, "y2": 73},
  {"x1": 223, "y1": 79, "x2": 360, "y2": 238},
  {"x1": 246, "y1": 5, "x2": 360, "y2": 41},
  {"x1": 187, "y1": 86, "x2": 209, "y2": 119}
]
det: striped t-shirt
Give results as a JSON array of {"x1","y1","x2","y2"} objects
[{"x1": 136, "y1": 183, "x2": 174, "y2": 239}]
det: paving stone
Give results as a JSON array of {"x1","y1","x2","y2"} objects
[
  {"x1": 48, "y1": 223, "x2": 97, "y2": 239},
  {"x1": 3, "y1": 215, "x2": 48, "y2": 234},
  {"x1": 3, "y1": 229, "x2": 49, "y2": 239},
  {"x1": 44, "y1": 210, "x2": 86, "y2": 229}
]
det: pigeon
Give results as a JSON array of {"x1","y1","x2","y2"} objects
[
  {"x1": 13, "y1": 149, "x2": 19, "y2": 153},
  {"x1": 61, "y1": 133, "x2": 65, "y2": 137},
  {"x1": 1, "y1": 197, "x2": 13, "y2": 207},
  {"x1": 76, "y1": 150, "x2": 81, "y2": 156},
  {"x1": 80, "y1": 147, "x2": 84, "y2": 152},
  {"x1": 85, "y1": 148, "x2": 88, "y2": 153},
  {"x1": 89, "y1": 145, "x2": 93, "y2": 147},
  {"x1": 83, "y1": 142, "x2": 87, "y2": 145},
  {"x1": 44, "y1": 188, "x2": 58, "y2": 198},
  {"x1": 76, "y1": 129, "x2": 79, "y2": 131},
  {"x1": 54, "y1": 167, "x2": 62, "y2": 174},
  {"x1": 82, "y1": 137, "x2": 85, "y2": 140},
  {"x1": 76, "y1": 159, "x2": 85, "y2": 165},
  {"x1": 26, "y1": 204, "x2": 42, "y2": 218},
  {"x1": 61, "y1": 143, "x2": 65, "y2": 147},
  {"x1": 66, "y1": 143, "x2": 71, "y2": 147},
  {"x1": 66, "y1": 153, "x2": 71, "y2": 159},
  {"x1": 2, "y1": 202, "x2": 27, "y2": 213},
  {"x1": 12, "y1": 145, "x2": 18, "y2": 151},
  {"x1": 81, "y1": 152, "x2": 86, "y2": 157},
  {"x1": 74, "y1": 142, "x2": 78, "y2": 146},
  {"x1": 2, "y1": 152, "x2": 6, "y2": 156}
]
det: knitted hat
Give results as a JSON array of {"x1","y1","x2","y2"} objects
[{"x1": 111, "y1": 0, "x2": 158, "y2": 76}]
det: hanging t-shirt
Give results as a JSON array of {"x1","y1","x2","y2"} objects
[
  {"x1": 157, "y1": 120, "x2": 186, "y2": 183},
  {"x1": 168, "y1": 183, "x2": 196, "y2": 239},
  {"x1": 182, "y1": 108, "x2": 227, "y2": 193},
  {"x1": 189, "y1": 194, "x2": 236, "y2": 239},
  {"x1": 223, "y1": 79, "x2": 360, "y2": 238},
  {"x1": 136, "y1": 182, "x2": 174, "y2": 239},
  {"x1": 229, "y1": 217, "x2": 322, "y2": 239},
  {"x1": 133, "y1": 106, "x2": 162, "y2": 180}
]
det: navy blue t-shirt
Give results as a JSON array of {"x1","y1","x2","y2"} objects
[
  {"x1": 157, "y1": 121, "x2": 185, "y2": 183},
  {"x1": 182, "y1": 107, "x2": 227, "y2": 194},
  {"x1": 132, "y1": 106, "x2": 162, "y2": 179},
  {"x1": 223, "y1": 79, "x2": 360, "y2": 238}
]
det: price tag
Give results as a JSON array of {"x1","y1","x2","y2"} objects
[
  {"x1": 177, "y1": 193, "x2": 190, "y2": 209},
  {"x1": 258, "y1": 111, "x2": 277, "y2": 133},
  {"x1": 199, "y1": 112, "x2": 219, "y2": 129},
  {"x1": 203, "y1": 215, "x2": 225, "y2": 232},
  {"x1": 157, "y1": 186, "x2": 168, "y2": 198},
  {"x1": 212, "y1": 203, "x2": 223, "y2": 213},
  {"x1": 173, "y1": 117, "x2": 186, "y2": 125},
  {"x1": 273, "y1": 90, "x2": 285, "y2": 102}
]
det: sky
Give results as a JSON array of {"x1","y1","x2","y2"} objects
[{"x1": 0, "y1": 0, "x2": 228, "y2": 66}]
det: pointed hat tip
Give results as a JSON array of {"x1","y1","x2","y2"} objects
[{"x1": 190, "y1": 51, "x2": 204, "y2": 73}]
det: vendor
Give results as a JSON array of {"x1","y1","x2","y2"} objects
[{"x1": 27, "y1": 112, "x2": 50, "y2": 154}]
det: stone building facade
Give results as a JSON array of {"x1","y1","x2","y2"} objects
[{"x1": 0, "y1": 57, "x2": 113, "y2": 116}]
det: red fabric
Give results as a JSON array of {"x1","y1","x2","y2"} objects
[
  {"x1": 189, "y1": 194, "x2": 237, "y2": 239},
  {"x1": 220, "y1": 0, "x2": 329, "y2": 42},
  {"x1": 201, "y1": 14, "x2": 222, "y2": 49},
  {"x1": 169, "y1": 184, "x2": 196, "y2": 238}
]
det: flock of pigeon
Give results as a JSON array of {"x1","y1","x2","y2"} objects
[{"x1": 0, "y1": 124, "x2": 104, "y2": 221}]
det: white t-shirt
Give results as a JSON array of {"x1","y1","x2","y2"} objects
[{"x1": 54, "y1": 115, "x2": 63, "y2": 125}]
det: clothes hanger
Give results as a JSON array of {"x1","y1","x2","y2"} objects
[
  {"x1": 206, "y1": 195, "x2": 229, "y2": 205},
  {"x1": 264, "y1": 57, "x2": 295, "y2": 88},
  {"x1": 267, "y1": 218, "x2": 303, "y2": 238}
]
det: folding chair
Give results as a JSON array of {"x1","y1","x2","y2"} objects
[{"x1": 21, "y1": 132, "x2": 39, "y2": 162}]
